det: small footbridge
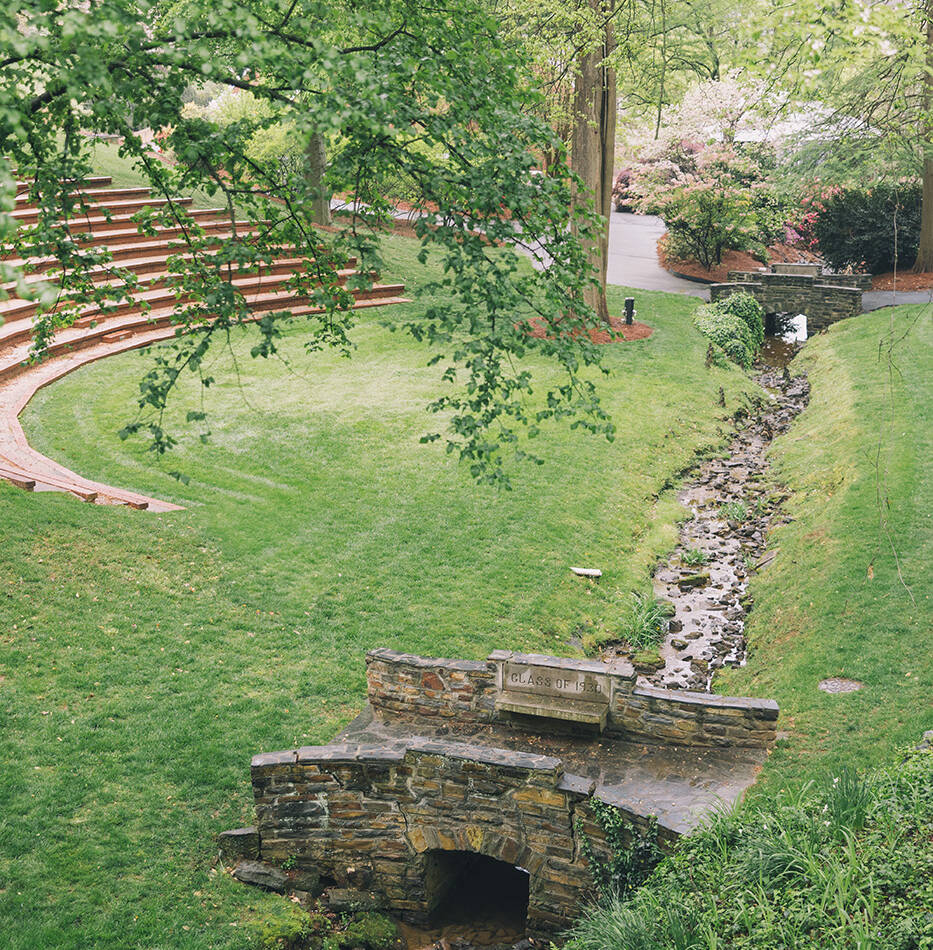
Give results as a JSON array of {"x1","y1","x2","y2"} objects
[
  {"x1": 710, "y1": 262, "x2": 872, "y2": 332},
  {"x1": 223, "y1": 648, "x2": 778, "y2": 939}
]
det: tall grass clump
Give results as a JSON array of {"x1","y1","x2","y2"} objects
[
  {"x1": 563, "y1": 746, "x2": 933, "y2": 950},
  {"x1": 617, "y1": 591, "x2": 675, "y2": 650}
]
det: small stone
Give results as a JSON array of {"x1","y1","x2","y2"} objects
[
  {"x1": 677, "y1": 572, "x2": 710, "y2": 590},
  {"x1": 632, "y1": 651, "x2": 665, "y2": 672},
  {"x1": 670, "y1": 638, "x2": 688, "y2": 650},
  {"x1": 570, "y1": 567, "x2": 602, "y2": 578},
  {"x1": 818, "y1": 677, "x2": 864, "y2": 693}
]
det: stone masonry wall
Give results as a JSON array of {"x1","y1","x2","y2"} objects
[
  {"x1": 250, "y1": 739, "x2": 625, "y2": 936},
  {"x1": 368, "y1": 649, "x2": 778, "y2": 749},
  {"x1": 610, "y1": 683, "x2": 778, "y2": 748},
  {"x1": 365, "y1": 648, "x2": 497, "y2": 722},
  {"x1": 710, "y1": 271, "x2": 864, "y2": 331}
]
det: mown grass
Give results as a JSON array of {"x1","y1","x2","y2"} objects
[
  {"x1": 85, "y1": 141, "x2": 222, "y2": 210},
  {"x1": 0, "y1": 222, "x2": 757, "y2": 948},
  {"x1": 717, "y1": 304, "x2": 932, "y2": 793}
]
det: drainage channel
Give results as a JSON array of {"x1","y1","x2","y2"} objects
[{"x1": 604, "y1": 350, "x2": 811, "y2": 692}]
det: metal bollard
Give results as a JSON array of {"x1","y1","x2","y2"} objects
[{"x1": 624, "y1": 297, "x2": 635, "y2": 325}]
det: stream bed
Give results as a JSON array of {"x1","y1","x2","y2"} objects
[{"x1": 604, "y1": 364, "x2": 811, "y2": 691}]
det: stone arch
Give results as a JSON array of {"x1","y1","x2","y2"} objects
[{"x1": 404, "y1": 823, "x2": 545, "y2": 876}]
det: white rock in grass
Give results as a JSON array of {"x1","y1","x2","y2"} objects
[{"x1": 570, "y1": 567, "x2": 602, "y2": 578}]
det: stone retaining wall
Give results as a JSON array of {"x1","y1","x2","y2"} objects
[
  {"x1": 250, "y1": 738, "x2": 635, "y2": 936},
  {"x1": 366, "y1": 649, "x2": 777, "y2": 749}
]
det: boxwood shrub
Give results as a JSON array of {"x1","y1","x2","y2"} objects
[{"x1": 693, "y1": 291, "x2": 765, "y2": 369}]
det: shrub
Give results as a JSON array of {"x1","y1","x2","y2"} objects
[
  {"x1": 693, "y1": 298, "x2": 761, "y2": 369},
  {"x1": 716, "y1": 291, "x2": 765, "y2": 348},
  {"x1": 806, "y1": 180, "x2": 921, "y2": 273}
]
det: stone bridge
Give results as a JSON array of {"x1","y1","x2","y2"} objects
[
  {"x1": 710, "y1": 263, "x2": 872, "y2": 332},
  {"x1": 221, "y1": 649, "x2": 778, "y2": 939}
]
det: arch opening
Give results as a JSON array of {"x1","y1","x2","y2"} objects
[{"x1": 424, "y1": 849, "x2": 529, "y2": 943}]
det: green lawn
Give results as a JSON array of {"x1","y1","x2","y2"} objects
[
  {"x1": 0, "y1": 229, "x2": 758, "y2": 948},
  {"x1": 85, "y1": 141, "x2": 222, "y2": 210},
  {"x1": 719, "y1": 304, "x2": 932, "y2": 793}
]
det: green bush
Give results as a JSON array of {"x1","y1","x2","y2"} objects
[
  {"x1": 563, "y1": 748, "x2": 933, "y2": 950},
  {"x1": 810, "y1": 181, "x2": 921, "y2": 274},
  {"x1": 692, "y1": 292, "x2": 763, "y2": 369},
  {"x1": 716, "y1": 291, "x2": 765, "y2": 348}
]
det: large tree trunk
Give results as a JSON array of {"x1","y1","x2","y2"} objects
[
  {"x1": 913, "y1": 4, "x2": 933, "y2": 271},
  {"x1": 571, "y1": 0, "x2": 616, "y2": 323},
  {"x1": 307, "y1": 132, "x2": 331, "y2": 227}
]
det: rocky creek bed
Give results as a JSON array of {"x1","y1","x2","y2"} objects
[{"x1": 605, "y1": 366, "x2": 811, "y2": 692}]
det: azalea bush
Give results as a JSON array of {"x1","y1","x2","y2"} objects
[
  {"x1": 790, "y1": 181, "x2": 922, "y2": 274},
  {"x1": 631, "y1": 144, "x2": 787, "y2": 268}
]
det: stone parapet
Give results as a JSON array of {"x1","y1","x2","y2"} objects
[
  {"x1": 610, "y1": 684, "x2": 779, "y2": 748},
  {"x1": 365, "y1": 647, "x2": 497, "y2": 722},
  {"x1": 366, "y1": 648, "x2": 776, "y2": 749}
]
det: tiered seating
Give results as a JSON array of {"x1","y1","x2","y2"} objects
[{"x1": 0, "y1": 178, "x2": 408, "y2": 510}]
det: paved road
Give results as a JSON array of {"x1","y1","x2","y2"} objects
[
  {"x1": 862, "y1": 289, "x2": 932, "y2": 311},
  {"x1": 608, "y1": 212, "x2": 931, "y2": 312},
  {"x1": 607, "y1": 213, "x2": 708, "y2": 298}
]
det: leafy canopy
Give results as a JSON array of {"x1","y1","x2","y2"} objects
[{"x1": 1, "y1": 0, "x2": 615, "y2": 486}]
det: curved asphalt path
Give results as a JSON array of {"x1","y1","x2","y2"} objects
[{"x1": 607, "y1": 212, "x2": 931, "y2": 312}]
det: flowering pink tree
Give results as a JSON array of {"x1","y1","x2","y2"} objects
[{"x1": 635, "y1": 145, "x2": 776, "y2": 268}]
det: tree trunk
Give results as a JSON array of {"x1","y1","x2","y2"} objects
[
  {"x1": 913, "y1": 3, "x2": 933, "y2": 271},
  {"x1": 571, "y1": 0, "x2": 616, "y2": 323},
  {"x1": 307, "y1": 132, "x2": 331, "y2": 227}
]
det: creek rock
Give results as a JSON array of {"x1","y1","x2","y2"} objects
[{"x1": 603, "y1": 368, "x2": 809, "y2": 692}]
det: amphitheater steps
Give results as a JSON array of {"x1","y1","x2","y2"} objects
[
  {"x1": 0, "y1": 182, "x2": 408, "y2": 508},
  {"x1": 15, "y1": 176, "x2": 113, "y2": 195},
  {"x1": 0, "y1": 264, "x2": 358, "y2": 331},
  {"x1": 11, "y1": 196, "x2": 194, "y2": 226}
]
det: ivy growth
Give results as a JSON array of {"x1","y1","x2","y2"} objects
[{"x1": 577, "y1": 799, "x2": 663, "y2": 902}]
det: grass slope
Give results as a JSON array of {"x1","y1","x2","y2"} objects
[
  {"x1": 0, "y1": 229, "x2": 755, "y2": 948},
  {"x1": 719, "y1": 304, "x2": 932, "y2": 791},
  {"x1": 565, "y1": 747, "x2": 933, "y2": 949}
]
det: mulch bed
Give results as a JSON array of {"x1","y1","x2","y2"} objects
[
  {"x1": 871, "y1": 271, "x2": 933, "y2": 291},
  {"x1": 657, "y1": 234, "x2": 821, "y2": 284},
  {"x1": 525, "y1": 316, "x2": 653, "y2": 344}
]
